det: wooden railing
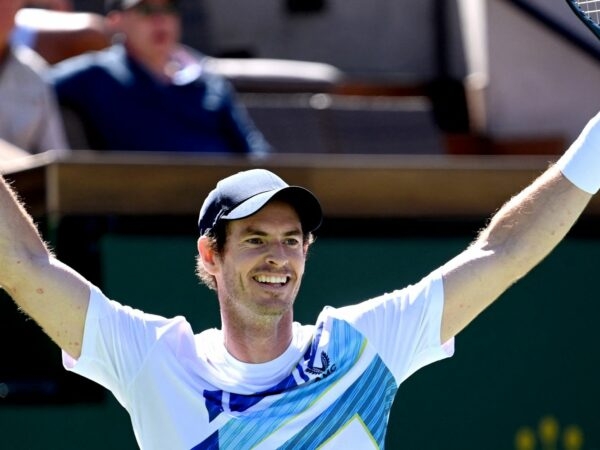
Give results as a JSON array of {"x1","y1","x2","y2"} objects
[{"x1": 5, "y1": 150, "x2": 600, "y2": 221}]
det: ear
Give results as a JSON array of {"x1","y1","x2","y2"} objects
[{"x1": 197, "y1": 236, "x2": 219, "y2": 275}]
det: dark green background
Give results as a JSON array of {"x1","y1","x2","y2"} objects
[{"x1": 1, "y1": 232, "x2": 598, "y2": 449}]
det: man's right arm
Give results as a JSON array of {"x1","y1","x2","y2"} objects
[{"x1": 0, "y1": 174, "x2": 90, "y2": 359}]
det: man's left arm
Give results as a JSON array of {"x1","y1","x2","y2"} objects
[{"x1": 439, "y1": 114, "x2": 600, "y2": 343}]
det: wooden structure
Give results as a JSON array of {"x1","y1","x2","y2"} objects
[{"x1": 3, "y1": 150, "x2": 596, "y2": 221}]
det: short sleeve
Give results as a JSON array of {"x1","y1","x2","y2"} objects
[
  {"x1": 62, "y1": 286, "x2": 192, "y2": 407},
  {"x1": 332, "y1": 270, "x2": 454, "y2": 384}
]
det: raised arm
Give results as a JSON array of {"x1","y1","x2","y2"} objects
[
  {"x1": 0, "y1": 173, "x2": 90, "y2": 358},
  {"x1": 440, "y1": 113, "x2": 600, "y2": 343}
]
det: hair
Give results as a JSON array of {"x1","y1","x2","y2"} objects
[{"x1": 195, "y1": 219, "x2": 315, "y2": 292}]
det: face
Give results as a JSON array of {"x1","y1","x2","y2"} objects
[
  {"x1": 112, "y1": 0, "x2": 180, "y2": 61},
  {"x1": 209, "y1": 201, "x2": 308, "y2": 322}
]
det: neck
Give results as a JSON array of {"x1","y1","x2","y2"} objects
[{"x1": 222, "y1": 311, "x2": 294, "y2": 364}]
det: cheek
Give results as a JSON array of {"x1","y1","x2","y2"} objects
[
  {"x1": 219, "y1": 256, "x2": 249, "y2": 285},
  {"x1": 171, "y1": 20, "x2": 182, "y2": 38},
  {"x1": 292, "y1": 252, "x2": 307, "y2": 277},
  {"x1": 156, "y1": 17, "x2": 181, "y2": 40}
]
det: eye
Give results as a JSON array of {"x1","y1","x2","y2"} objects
[
  {"x1": 284, "y1": 237, "x2": 301, "y2": 247},
  {"x1": 246, "y1": 237, "x2": 264, "y2": 245}
]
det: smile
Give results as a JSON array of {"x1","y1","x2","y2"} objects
[{"x1": 253, "y1": 275, "x2": 289, "y2": 285}]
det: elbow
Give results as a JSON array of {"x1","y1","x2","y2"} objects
[
  {"x1": 484, "y1": 238, "x2": 548, "y2": 285},
  {"x1": 1, "y1": 246, "x2": 53, "y2": 292}
]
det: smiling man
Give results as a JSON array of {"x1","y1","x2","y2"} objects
[{"x1": 1, "y1": 108, "x2": 600, "y2": 448}]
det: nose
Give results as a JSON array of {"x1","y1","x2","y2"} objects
[{"x1": 265, "y1": 242, "x2": 289, "y2": 267}]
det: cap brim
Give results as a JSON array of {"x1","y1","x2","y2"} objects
[{"x1": 222, "y1": 186, "x2": 322, "y2": 232}]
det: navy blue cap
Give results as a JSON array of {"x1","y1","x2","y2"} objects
[{"x1": 198, "y1": 169, "x2": 322, "y2": 235}]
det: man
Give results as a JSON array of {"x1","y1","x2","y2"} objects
[
  {"x1": 0, "y1": 108, "x2": 598, "y2": 448},
  {"x1": 46, "y1": 0, "x2": 270, "y2": 154},
  {"x1": 0, "y1": 0, "x2": 68, "y2": 156}
]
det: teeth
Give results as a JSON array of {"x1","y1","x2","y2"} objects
[{"x1": 255, "y1": 275, "x2": 288, "y2": 284}]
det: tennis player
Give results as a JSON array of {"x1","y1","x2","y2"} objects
[{"x1": 1, "y1": 111, "x2": 599, "y2": 449}]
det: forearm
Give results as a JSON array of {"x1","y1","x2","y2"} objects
[
  {"x1": 0, "y1": 174, "x2": 50, "y2": 278},
  {"x1": 478, "y1": 111, "x2": 600, "y2": 274},
  {"x1": 0, "y1": 173, "x2": 90, "y2": 357},
  {"x1": 0, "y1": 173, "x2": 51, "y2": 320},
  {"x1": 441, "y1": 113, "x2": 600, "y2": 341},
  {"x1": 441, "y1": 167, "x2": 590, "y2": 339},
  {"x1": 474, "y1": 165, "x2": 591, "y2": 280}
]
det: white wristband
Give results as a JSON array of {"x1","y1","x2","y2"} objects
[{"x1": 555, "y1": 112, "x2": 600, "y2": 194}]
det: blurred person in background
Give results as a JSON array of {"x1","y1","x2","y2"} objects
[
  {"x1": 0, "y1": 0, "x2": 69, "y2": 157},
  {"x1": 46, "y1": 0, "x2": 271, "y2": 155}
]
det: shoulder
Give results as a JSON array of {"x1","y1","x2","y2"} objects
[
  {"x1": 88, "y1": 286, "x2": 195, "y2": 347},
  {"x1": 327, "y1": 271, "x2": 445, "y2": 336},
  {"x1": 47, "y1": 45, "x2": 125, "y2": 83}
]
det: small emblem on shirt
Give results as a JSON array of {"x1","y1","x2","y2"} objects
[{"x1": 306, "y1": 351, "x2": 337, "y2": 379}]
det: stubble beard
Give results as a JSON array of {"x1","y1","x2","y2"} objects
[{"x1": 220, "y1": 271, "x2": 301, "y2": 329}]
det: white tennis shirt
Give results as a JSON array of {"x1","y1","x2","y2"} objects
[{"x1": 63, "y1": 271, "x2": 454, "y2": 450}]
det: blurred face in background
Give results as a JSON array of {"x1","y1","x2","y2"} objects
[
  {"x1": 0, "y1": 0, "x2": 25, "y2": 46},
  {"x1": 109, "y1": 0, "x2": 181, "y2": 66}
]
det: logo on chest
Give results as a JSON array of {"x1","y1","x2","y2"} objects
[
  {"x1": 301, "y1": 322, "x2": 337, "y2": 382},
  {"x1": 305, "y1": 350, "x2": 336, "y2": 380}
]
